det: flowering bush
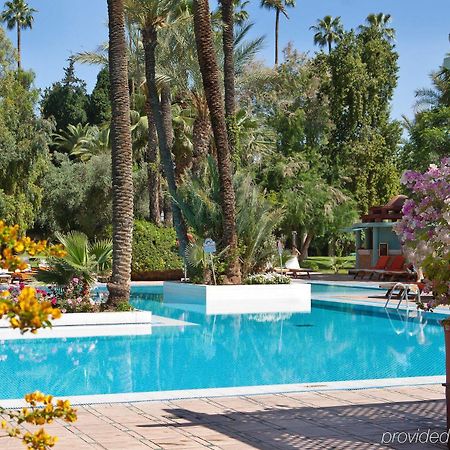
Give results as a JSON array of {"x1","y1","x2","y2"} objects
[
  {"x1": 1, "y1": 391, "x2": 77, "y2": 449},
  {"x1": 0, "y1": 221, "x2": 65, "y2": 271},
  {"x1": 48, "y1": 277, "x2": 104, "y2": 313},
  {"x1": 0, "y1": 287, "x2": 61, "y2": 334},
  {"x1": 0, "y1": 221, "x2": 77, "y2": 448},
  {"x1": 244, "y1": 273, "x2": 291, "y2": 285},
  {"x1": 394, "y1": 158, "x2": 450, "y2": 310}
]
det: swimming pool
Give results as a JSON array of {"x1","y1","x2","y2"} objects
[{"x1": 0, "y1": 284, "x2": 444, "y2": 400}]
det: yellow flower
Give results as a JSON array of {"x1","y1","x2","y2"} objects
[{"x1": 13, "y1": 242, "x2": 24, "y2": 253}]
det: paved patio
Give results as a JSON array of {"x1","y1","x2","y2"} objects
[{"x1": 1, "y1": 385, "x2": 447, "y2": 449}]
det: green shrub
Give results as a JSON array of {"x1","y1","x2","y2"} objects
[{"x1": 132, "y1": 221, "x2": 183, "y2": 273}]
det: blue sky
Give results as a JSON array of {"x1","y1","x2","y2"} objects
[{"x1": 3, "y1": 0, "x2": 449, "y2": 120}]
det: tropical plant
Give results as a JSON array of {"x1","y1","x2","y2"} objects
[
  {"x1": 260, "y1": 0, "x2": 295, "y2": 65},
  {"x1": 125, "y1": 0, "x2": 189, "y2": 254},
  {"x1": 106, "y1": 0, "x2": 134, "y2": 306},
  {"x1": 175, "y1": 158, "x2": 282, "y2": 279},
  {"x1": 52, "y1": 123, "x2": 111, "y2": 162},
  {"x1": 360, "y1": 13, "x2": 395, "y2": 41},
  {"x1": 233, "y1": 0, "x2": 249, "y2": 26},
  {"x1": 36, "y1": 231, "x2": 113, "y2": 286},
  {"x1": 219, "y1": 0, "x2": 236, "y2": 148},
  {"x1": 235, "y1": 172, "x2": 282, "y2": 275},
  {"x1": 310, "y1": 15, "x2": 344, "y2": 54},
  {"x1": 0, "y1": 0, "x2": 36, "y2": 69},
  {"x1": 185, "y1": 240, "x2": 229, "y2": 284},
  {"x1": 193, "y1": 0, "x2": 241, "y2": 283},
  {"x1": 52, "y1": 123, "x2": 92, "y2": 154}
]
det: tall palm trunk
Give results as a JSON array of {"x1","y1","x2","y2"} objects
[
  {"x1": 193, "y1": 0, "x2": 241, "y2": 284},
  {"x1": 142, "y1": 25, "x2": 188, "y2": 256},
  {"x1": 192, "y1": 114, "x2": 211, "y2": 177},
  {"x1": 219, "y1": 0, "x2": 235, "y2": 150},
  {"x1": 106, "y1": 0, "x2": 134, "y2": 305},
  {"x1": 145, "y1": 95, "x2": 160, "y2": 224},
  {"x1": 160, "y1": 85, "x2": 174, "y2": 150},
  {"x1": 163, "y1": 194, "x2": 173, "y2": 226},
  {"x1": 274, "y1": 8, "x2": 280, "y2": 66},
  {"x1": 16, "y1": 24, "x2": 21, "y2": 70}
]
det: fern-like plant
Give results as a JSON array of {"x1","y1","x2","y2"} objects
[
  {"x1": 175, "y1": 158, "x2": 283, "y2": 279},
  {"x1": 36, "y1": 231, "x2": 112, "y2": 286}
]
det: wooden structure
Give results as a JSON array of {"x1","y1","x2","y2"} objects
[{"x1": 346, "y1": 196, "x2": 407, "y2": 270}]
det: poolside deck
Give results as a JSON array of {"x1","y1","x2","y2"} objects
[{"x1": 2, "y1": 385, "x2": 446, "y2": 449}]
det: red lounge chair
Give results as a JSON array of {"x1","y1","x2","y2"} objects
[
  {"x1": 382, "y1": 256, "x2": 417, "y2": 281},
  {"x1": 354, "y1": 255, "x2": 390, "y2": 280}
]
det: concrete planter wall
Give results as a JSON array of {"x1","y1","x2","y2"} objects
[
  {"x1": 0, "y1": 311, "x2": 153, "y2": 340},
  {"x1": 163, "y1": 282, "x2": 311, "y2": 315}
]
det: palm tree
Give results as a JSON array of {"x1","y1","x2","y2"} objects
[
  {"x1": 219, "y1": 0, "x2": 236, "y2": 148},
  {"x1": 124, "y1": 0, "x2": 189, "y2": 255},
  {"x1": 36, "y1": 231, "x2": 113, "y2": 287},
  {"x1": 310, "y1": 15, "x2": 343, "y2": 54},
  {"x1": 260, "y1": 0, "x2": 295, "y2": 66},
  {"x1": 361, "y1": 13, "x2": 395, "y2": 41},
  {"x1": 106, "y1": 0, "x2": 134, "y2": 306},
  {"x1": 144, "y1": 97, "x2": 161, "y2": 224},
  {"x1": 233, "y1": 0, "x2": 249, "y2": 26},
  {"x1": 193, "y1": 0, "x2": 241, "y2": 283},
  {"x1": 1, "y1": 0, "x2": 36, "y2": 69},
  {"x1": 414, "y1": 67, "x2": 450, "y2": 111}
]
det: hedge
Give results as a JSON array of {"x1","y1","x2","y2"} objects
[{"x1": 132, "y1": 220, "x2": 183, "y2": 273}]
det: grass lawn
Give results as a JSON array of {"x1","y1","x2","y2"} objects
[{"x1": 301, "y1": 255, "x2": 356, "y2": 274}]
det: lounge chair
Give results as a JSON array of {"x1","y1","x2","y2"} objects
[
  {"x1": 11, "y1": 267, "x2": 37, "y2": 283},
  {"x1": 274, "y1": 256, "x2": 312, "y2": 279},
  {"x1": 0, "y1": 269, "x2": 12, "y2": 284},
  {"x1": 382, "y1": 256, "x2": 417, "y2": 281},
  {"x1": 354, "y1": 255, "x2": 390, "y2": 280}
]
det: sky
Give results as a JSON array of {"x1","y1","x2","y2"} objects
[{"x1": 3, "y1": 0, "x2": 449, "y2": 121}]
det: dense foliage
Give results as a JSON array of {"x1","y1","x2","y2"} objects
[
  {"x1": 131, "y1": 220, "x2": 183, "y2": 274},
  {"x1": 0, "y1": 5, "x2": 445, "y2": 281},
  {"x1": 175, "y1": 158, "x2": 281, "y2": 279},
  {"x1": 0, "y1": 29, "x2": 51, "y2": 230},
  {"x1": 399, "y1": 69, "x2": 450, "y2": 172},
  {"x1": 41, "y1": 59, "x2": 89, "y2": 132},
  {"x1": 394, "y1": 158, "x2": 450, "y2": 309}
]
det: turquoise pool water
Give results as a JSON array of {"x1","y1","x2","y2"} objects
[{"x1": 0, "y1": 284, "x2": 444, "y2": 399}]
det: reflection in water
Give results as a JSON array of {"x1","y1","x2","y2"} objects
[{"x1": 0, "y1": 292, "x2": 445, "y2": 399}]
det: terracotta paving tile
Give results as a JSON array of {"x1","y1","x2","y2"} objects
[
  {"x1": 284, "y1": 392, "x2": 350, "y2": 407},
  {"x1": 1, "y1": 386, "x2": 447, "y2": 449}
]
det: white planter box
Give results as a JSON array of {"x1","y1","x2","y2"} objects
[
  {"x1": 163, "y1": 282, "x2": 311, "y2": 315},
  {"x1": 52, "y1": 311, "x2": 152, "y2": 327},
  {"x1": 0, "y1": 311, "x2": 152, "y2": 340},
  {"x1": 0, "y1": 311, "x2": 152, "y2": 328}
]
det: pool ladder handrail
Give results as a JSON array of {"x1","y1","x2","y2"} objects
[{"x1": 384, "y1": 282, "x2": 421, "y2": 310}]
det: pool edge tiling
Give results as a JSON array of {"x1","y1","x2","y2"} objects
[{"x1": 0, "y1": 375, "x2": 444, "y2": 408}]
